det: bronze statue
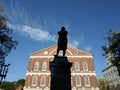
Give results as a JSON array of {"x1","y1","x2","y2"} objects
[{"x1": 56, "y1": 26, "x2": 68, "y2": 57}]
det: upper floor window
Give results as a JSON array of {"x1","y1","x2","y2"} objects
[
  {"x1": 58, "y1": 50, "x2": 63, "y2": 56},
  {"x1": 83, "y1": 62, "x2": 88, "y2": 71},
  {"x1": 84, "y1": 76, "x2": 90, "y2": 86},
  {"x1": 74, "y1": 51, "x2": 78, "y2": 55},
  {"x1": 76, "y1": 76, "x2": 81, "y2": 86},
  {"x1": 34, "y1": 62, "x2": 39, "y2": 71},
  {"x1": 40, "y1": 75, "x2": 46, "y2": 86},
  {"x1": 32, "y1": 75, "x2": 37, "y2": 86},
  {"x1": 42, "y1": 62, "x2": 47, "y2": 71},
  {"x1": 75, "y1": 62, "x2": 80, "y2": 71}
]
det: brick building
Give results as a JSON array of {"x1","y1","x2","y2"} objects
[
  {"x1": 24, "y1": 45, "x2": 99, "y2": 90},
  {"x1": 102, "y1": 53, "x2": 120, "y2": 87}
]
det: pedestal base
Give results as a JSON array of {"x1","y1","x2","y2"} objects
[{"x1": 50, "y1": 55, "x2": 72, "y2": 90}]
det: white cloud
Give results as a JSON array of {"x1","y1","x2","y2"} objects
[
  {"x1": 84, "y1": 46, "x2": 92, "y2": 52},
  {"x1": 69, "y1": 40, "x2": 79, "y2": 48},
  {"x1": 8, "y1": 23, "x2": 56, "y2": 42},
  {"x1": 6, "y1": 0, "x2": 58, "y2": 42},
  {"x1": 6, "y1": 0, "x2": 82, "y2": 46}
]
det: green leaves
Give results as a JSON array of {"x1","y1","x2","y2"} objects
[
  {"x1": 1, "y1": 79, "x2": 25, "y2": 90},
  {"x1": 98, "y1": 79, "x2": 114, "y2": 90},
  {"x1": 102, "y1": 30, "x2": 120, "y2": 76},
  {"x1": 16, "y1": 79, "x2": 25, "y2": 87},
  {"x1": 0, "y1": 15, "x2": 18, "y2": 59},
  {"x1": 1, "y1": 81, "x2": 16, "y2": 90}
]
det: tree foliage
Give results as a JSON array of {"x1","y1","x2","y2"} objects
[
  {"x1": 0, "y1": 1, "x2": 18, "y2": 60},
  {"x1": 0, "y1": 0, "x2": 18, "y2": 85},
  {"x1": 1, "y1": 81, "x2": 16, "y2": 90},
  {"x1": 1, "y1": 79, "x2": 25, "y2": 90},
  {"x1": 15, "y1": 79, "x2": 25, "y2": 90},
  {"x1": 102, "y1": 31, "x2": 120, "y2": 76},
  {"x1": 97, "y1": 79, "x2": 115, "y2": 90},
  {"x1": 16, "y1": 79, "x2": 25, "y2": 87}
]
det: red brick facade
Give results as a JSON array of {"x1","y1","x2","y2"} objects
[{"x1": 24, "y1": 45, "x2": 99, "y2": 90}]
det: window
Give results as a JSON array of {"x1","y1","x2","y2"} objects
[
  {"x1": 74, "y1": 51, "x2": 78, "y2": 55},
  {"x1": 76, "y1": 76, "x2": 81, "y2": 86},
  {"x1": 40, "y1": 75, "x2": 46, "y2": 86},
  {"x1": 32, "y1": 75, "x2": 37, "y2": 86},
  {"x1": 83, "y1": 62, "x2": 88, "y2": 71},
  {"x1": 44, "y1": 51, "x2": 48, "y2": 55},
  {"x1": 75, "y1": 62, "x2": 80, "y2": 71},
  {"x1": 34, "y1": 62, "x2": 39, "y2": 71},
  {"x1": 42, "y1": 62, "x2": 47, "y2": 71},
  {"x1": 84, "y1": 76, "x2": 90, "y2": 86},
  {"x1": 58, "y1": 50, "x2": 63, "y2": 56}
]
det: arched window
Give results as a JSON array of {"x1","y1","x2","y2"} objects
[
  {"x1": 83, "y1": 62, "x2": 88, "y2": 71},
  {"x1": 76, "y1": 76, "x2": 81, "y2": 86},
  {"x1": 34, "y1": 62, "x2": 39, "y2": 71},
  {"x1": 40, "y1": 75, "x2": 46, "y2": 86},
  {"x1": 32, "y1": 75, "x2": 37, "y2": 86},
  {"x1": 42, "y1": 62, "x2": 47, "y2": 71},
  {"x1": 75, "y1": 62, "x2": 80, "y2": 71},
  {"x1": 58, "y1": 50, "x2": 63, "y2": 56},
  {"x1": 84, "y1": 76, "x2": 90, "y2": 86}
]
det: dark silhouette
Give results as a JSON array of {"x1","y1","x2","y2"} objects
[
  {"x1": 0, "y1": 1, "x2": 18, "y2": 87},
  {"x1": 50, "y1": 26, "x2": 72, "y2": 90},
  {"x1": 56, "y1": 26, "x2": 68, "y2": 57}
]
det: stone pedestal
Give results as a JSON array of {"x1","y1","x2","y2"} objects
[{"x1": 50, "y1": 55, "x2": 72, "y2": 90}]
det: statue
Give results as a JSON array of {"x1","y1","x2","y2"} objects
[
  {"x1": 56, "y1": 26, "x2": 68, "y2": 57},
  {"x1": 50, "y1": 26, "x2": 72, "y2": 90}
]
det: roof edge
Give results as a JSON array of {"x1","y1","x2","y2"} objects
[{"x1": 30, "y1": 45, "x2": 93, "y2": 56}]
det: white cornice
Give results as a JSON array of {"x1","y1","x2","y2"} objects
[
  {"x1": 71, "y1": 72, "x2": 96, "y2": 76},
  {"x1": 29, "y1": 55, "x2": 93, "y2": 59},
  {"x1": 26, "y1": 72, "x2": 96, "y2": 76},
  {"x1": 26, "y1": 72, "x2": 50, "y2": 76}
]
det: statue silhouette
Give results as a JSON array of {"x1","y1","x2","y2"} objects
[{"x1": 56, "y1": 26, "x2": 68, "y2": 57}]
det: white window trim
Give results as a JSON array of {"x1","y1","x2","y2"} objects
[
  {"x1": 76, "y1": 76, "x2": 81, "y2": 86},
  {"x1": 58, "y1": 50, "x2": 63, "y2": 56},
  {"x1": 74, "y1": 51, "x2": 78, "y2": 55},
  {"x1": 32, "y1": 75, "x2": 37, "y2": 86},
  {"x1": 40, "y1": 75, "x2": 46, "y2": 86},
  {"x1": 42, "y1": 62, "x2": 47, "y2": 71},
  {"x1": 83, "y1": 62, "x2": 88, "y2": 71},
  {"x1": 84, "y1": 76, "x2": 90, "y2": 87},
  {"x1": 34, "y1": 62, "x2": 39, "y2": 71},
  {"x1": 75, "y1": 62, "x2": 80, "y2": 71}
]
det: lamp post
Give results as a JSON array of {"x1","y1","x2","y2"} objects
[{"x1": 0, "y1": 60, "x2": 10, "y2": 87}]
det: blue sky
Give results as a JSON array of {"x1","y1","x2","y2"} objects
[{"x1": 2, "y1": 0, "x2": 120, "y2": 81}]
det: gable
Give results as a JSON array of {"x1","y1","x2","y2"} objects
[{"x1": 30, "y1": 45, "x2": 92, "y2": 56}]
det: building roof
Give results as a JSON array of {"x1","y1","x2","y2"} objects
[
  {"x1": 102, "y1": 65, "x2": 114, "y2": 72},
  {"x1": 30, "y1": 45, "x2": 92, "y2": 56}
]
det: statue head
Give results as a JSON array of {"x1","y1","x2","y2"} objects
[{"x1": 61, "y1": 26, "x2": 65, "y2": 31}]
